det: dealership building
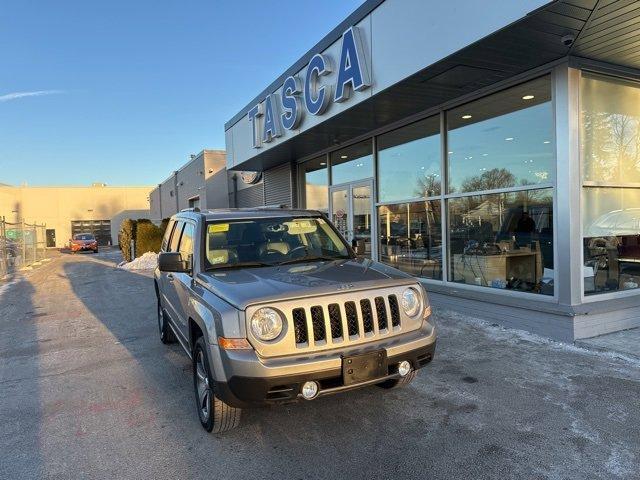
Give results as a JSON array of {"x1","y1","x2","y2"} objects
[{"x1": 224, "y1": 0, "x2": 640, "y2": 341}]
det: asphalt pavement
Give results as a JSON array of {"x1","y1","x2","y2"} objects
[{"x1": 1, "y1": 249, "x2": 639, "y2": 480}]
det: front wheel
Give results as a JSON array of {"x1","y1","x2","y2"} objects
[{"x1": 193, "y1": 337, "x2": 241, "y2": 433}]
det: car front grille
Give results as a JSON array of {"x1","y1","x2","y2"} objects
[
  {"x1": 291, "y1": 294, "x2": 402, "y2": 347},
  {"x1": 246, "y1": 285, "x2": 425, "y2": 357}
]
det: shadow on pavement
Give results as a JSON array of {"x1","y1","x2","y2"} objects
[
  {"x1": 61, "y1": 257, "x2": 444, "y2": 479},
  {"x1": 0, "y1": 275, "x2": 43, "y2": 479}
]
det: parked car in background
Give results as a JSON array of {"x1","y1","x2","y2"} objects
[
  {"x1": 155, "y1": 207, "x2": 437, "y2": 433},
  {"x1": 70, "y1": 233, "x2": 98, "y2": 253}
]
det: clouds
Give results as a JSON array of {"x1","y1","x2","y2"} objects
[{"x1": 0, "y1": 90, "x2": 65, "y2": 102}]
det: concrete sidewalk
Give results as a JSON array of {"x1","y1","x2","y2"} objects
[{"x1": 576, "y1": 327, "x2": 640, "y2": 363}]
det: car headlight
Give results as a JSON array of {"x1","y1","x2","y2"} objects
[
  {"x1": 401, "y1": 288, "x2": 421, "y2": 318},
  {"x1": 250, "y1": 307, "x2": 284, "y2": 341}
]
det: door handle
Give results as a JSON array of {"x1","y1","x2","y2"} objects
[{"x1": 167, "y1": 273, "x2": 174, "y2": 281}]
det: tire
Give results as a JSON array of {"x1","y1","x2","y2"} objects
[
  {"x1": 157, "y1": 299, "x2": 176, "y2": 344},
  {"x1": 377, "y1": 370, "x2": 417, "y2": 389},
  {"x1": 193, "y1": 337, "x2": 241, "y2": 433}
]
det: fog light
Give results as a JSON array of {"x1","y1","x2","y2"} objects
[
  {"x1": 301, "y1": 381, "x2": 319, "y2": 400},
  {"x1": 398, "y1": 361, "x2": 412, "y2": 377}
]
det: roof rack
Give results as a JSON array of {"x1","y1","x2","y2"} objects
[
  {"x1": 255, "y1": 204, "x2": 289, "y2": 209},
  {"x1": 180, "y1": 207, "x2": 201, "y2": 213}
]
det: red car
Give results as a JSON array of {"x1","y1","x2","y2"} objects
[{"x1": 70, "y1": 233, "x2": 98, "y2": 253}]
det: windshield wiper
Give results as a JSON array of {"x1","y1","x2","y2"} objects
[
  {"x1": 277, "y1": 255, "x2": 350, "y2": 266},
  {"x1": 207, "y1": 261, "x2": 273, "y2": 271}
]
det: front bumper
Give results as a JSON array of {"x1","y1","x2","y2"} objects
[
  {"x1": 211, "y1": 322, "x2": 436, "y2": 408},
  {"x1": 71, "y1": 245, "x2": 97, "y2": 251}
]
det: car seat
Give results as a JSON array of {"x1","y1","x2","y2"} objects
[{"x1": 207, "y1": 232, "x2": 238, "y2": 265}]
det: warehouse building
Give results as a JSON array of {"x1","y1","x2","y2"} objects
[
  {"x1": 224, "y1": 0, "x2": 640, "y2": 341},
  {"x1": 0, "y1": 183, "x2": 152, "y2": 247},
  {"x1": 149, "y1": 150, "x2": 229, "y2": 218}
]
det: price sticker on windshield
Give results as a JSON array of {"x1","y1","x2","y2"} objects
[{"x1": 208, "y1": 223, "x2": 229, "y2": 233}]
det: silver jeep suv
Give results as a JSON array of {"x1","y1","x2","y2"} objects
[{"x1": 154, "y1": 207, "x2": 436, "y2": 433}]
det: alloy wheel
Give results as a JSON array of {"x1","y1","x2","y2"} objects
[{"x1": 195, "y1": 350, "x2": 211, "y2": 422}]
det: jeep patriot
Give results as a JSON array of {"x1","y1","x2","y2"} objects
[{"x1": 154, "y1": 207, "x2": 436, "y2": 432}]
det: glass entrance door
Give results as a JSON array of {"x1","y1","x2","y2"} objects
[{"x1": 329, "y1": 179, "x2": 375, "y2": 258}]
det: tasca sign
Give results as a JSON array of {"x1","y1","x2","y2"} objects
[{"x1": 247, "y1": 26, "x2": 370, "y2": 149}]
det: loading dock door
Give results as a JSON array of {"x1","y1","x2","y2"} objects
[{"x1": 71, "y1": 220, "x2": 111, "y2": 246}]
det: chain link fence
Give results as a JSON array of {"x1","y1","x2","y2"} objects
[{"x1": 1, "y1": 216, "x2": 47, "y2": 278}]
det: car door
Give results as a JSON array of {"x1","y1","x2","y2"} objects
[
  {"x1": 172, "y1": 221, "x2": 196, "y2": 340},
  {"x1": 160, "y1": 220, "x2": 184, "y2": 332}
]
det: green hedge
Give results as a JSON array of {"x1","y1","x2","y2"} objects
[
  {"x1": 135, "y1": 221, "x2": 164, "y2": 258},
  {"x1": 118, "y1": 218, "x2": 171, "y2": 262},
  {"x1": 118, "y1": 219, "x2": 137, "y2": 262}
]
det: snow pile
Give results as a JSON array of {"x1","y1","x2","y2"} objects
[{"x1": 118, "y1": 251, "x2": 158, "y2": 270}]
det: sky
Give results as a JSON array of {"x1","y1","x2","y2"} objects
[{"x1": 0, "y1": 0, "x2": 364, "y2": 186}]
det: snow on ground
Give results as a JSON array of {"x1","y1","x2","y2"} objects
[
  {"x1": 117, "y1": 251, "x2": 158, "y2": 270},
  {"x1": 441, "y1": 308, "x2": 640, "y2": 367}
]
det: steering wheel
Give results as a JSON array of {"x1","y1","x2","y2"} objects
[{"x1": 287, "y1": 246, "x2": 308, "y2": 259}]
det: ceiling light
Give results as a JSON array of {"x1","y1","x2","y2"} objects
[
  {"x1": 543, "y1": 140, "x2": 551, "y2": 144},
  {"x1": 461, "y1": 114, "x2": 472, "y2": 119},
  {"x1": 482, "y1": 153, "x2": 488, "y2": 156},
  {"x1": 522, "y1": 95, "x2": 535, "y2": 100},
  {"x1": 340, "y1": 155, "x2": 348, "y2": 159},
  {"x1": 505, "y1": 137, "x2": 514, "y2": 141},
  {"x1": 319, "y1": 162, "x2": 326, "y2": 166}
]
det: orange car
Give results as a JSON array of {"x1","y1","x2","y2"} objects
[{"x1": 70, "y1": 233, "x2": 98, "y2": 253}]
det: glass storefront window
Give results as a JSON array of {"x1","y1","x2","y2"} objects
[
  {"x1": 302, "y1": 156, "x2": 328, "y2": 213},
  {"x1": 583, "y1": 188, "x2": 640, "y2": 295},
  {"x1": 377, "y1": 117, "x2": 441, "y2": 201},
  {"x1": 581, "y1": 74, "x2": 640, "y2": 295},
  {"x1": 330, "y1": 140, "x2": 373, "y2": 185},
  {"x1": 379, "y1": 201, "x2": 442, "y2": 280},
  {"x1": 581, "y1": 74, "x2": 640, "y2": 184},
  {"x1": 448, "y1": 188, "x2": 554, "y2": 295},
  {"x1": 447, "y1": 76, "x2": 554, "y2": 194}
]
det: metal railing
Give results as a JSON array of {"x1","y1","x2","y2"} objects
[{"x1": 0, "y1": 216, "x2": 47, "y2": 278}]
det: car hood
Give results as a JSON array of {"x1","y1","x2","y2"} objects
[{"x1": 196, "y1": 258, "x2": 416, "y2": 310}]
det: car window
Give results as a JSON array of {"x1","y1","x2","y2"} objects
[
  {"x1": 169, "y1": 222, "x2": 184, "y2": 252},
  {"x1": 178, "y1": 223, "x2": 195, "y2": 258},
  {"x1": 161, "y1": 220, "x2": 175, "y2": 252},
  {"x1": 74, "y1": 234, "x2": 95, "y2": 241},
  {"x1": 204, "y1": 216, "x2": 351, "y2": 269}
]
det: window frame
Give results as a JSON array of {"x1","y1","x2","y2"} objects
[{"x1": 578, "y1": 70, "x2": 640, "y2": 301}]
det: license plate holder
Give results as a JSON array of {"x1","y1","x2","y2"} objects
[{"x1": 342, "y1": 350, "x2": 387, "y2": 386}]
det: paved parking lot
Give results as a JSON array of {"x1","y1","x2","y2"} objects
[{"x1": 1, "y1": 250, "x2": 639, "y2": 480}]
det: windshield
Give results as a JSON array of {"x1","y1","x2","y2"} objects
[
  {"x1": 205, "y1": 216, "x2": 351, "y2": 270},
  {"x1": 74, "y1": 234, "x2": 95, "y2": 241}
]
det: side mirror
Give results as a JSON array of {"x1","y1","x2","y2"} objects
[{"x1": 158, "y1": 252, "x2": 190, "y2": 273}]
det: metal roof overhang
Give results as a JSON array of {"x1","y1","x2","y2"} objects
[{"x1": 231, "y1": 0, "x2": 640, "y2": 172}]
